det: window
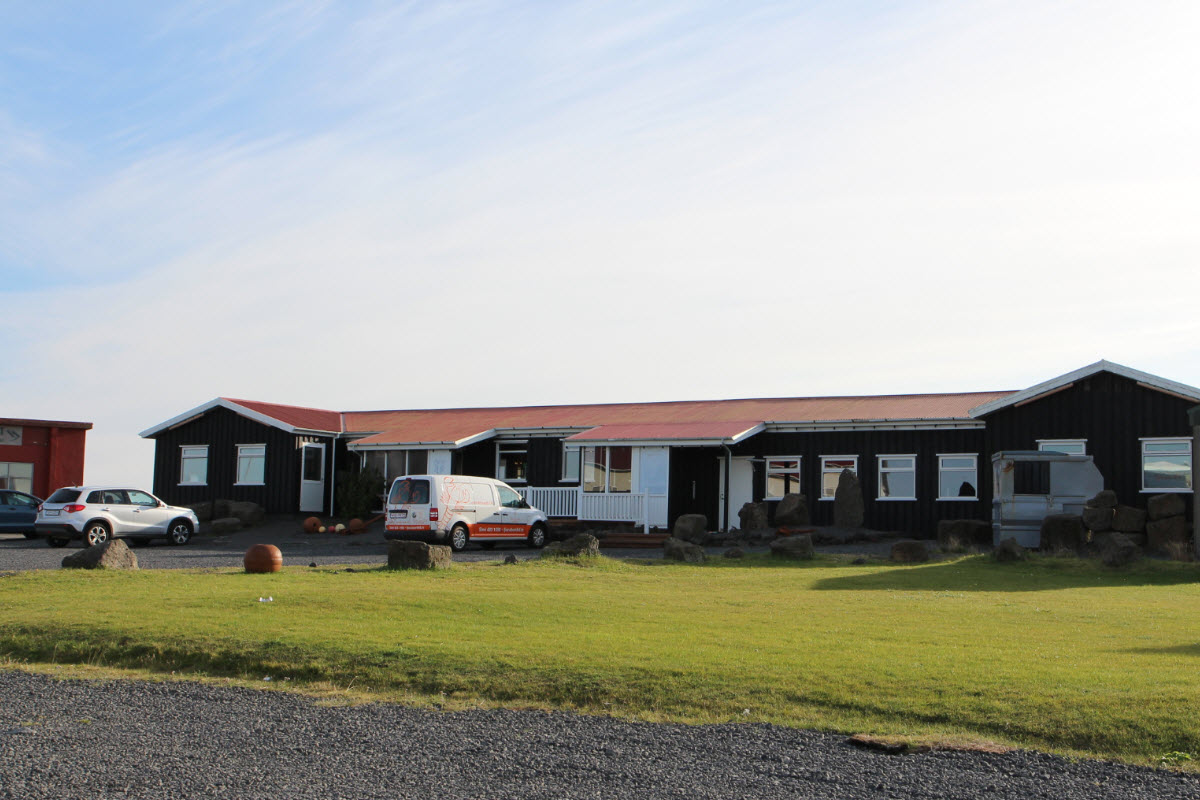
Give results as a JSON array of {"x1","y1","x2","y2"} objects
[
  {"x1": 496, "y1": 441, "x2": 528, "y2": 483},
  {"x1": 765, "y1": 457, "x2": 802, "y2": 499},
  {"x1": 877, "y1": 455, "x2": 916, "y2": 500},
  {"x1": 583, "y1": 446, "x2": 632, "y2": 493},
  {"x1": 561, "y1": 446, "x2": 581, "y2": 482},
  {"x1": 388, "y1": 478, "x2": 430, "y2": 505},
  {"x1": 0, "y1": 462, "x2": 34, "y2": 494},
  {"x1": 302, "y1": 444, "x2": 324, "y2": 483},
  {"x1": 179, "y1": 446, "x2": 208, "y2": 485},
  {"x1": 497, "y1": 483, "x2": 526, "y2": 509},
  {"x1": 938, "y1": 454, "x2": 978, "y2": 500},
  {"x1": 820, "y1": 456, "x2": 858, "y2": 499},
  {"x1": 127, "y1": 489, "x2": 157, "y2": 507},
  {"x1": 236, "y1": 445, "x2": 266, "y2": 485},
  {"x1": 1141, "y1": 438, "x2": 1192, "y2": 492},
  {"x1": 1038, "y1": 439, "x2": 1086, "y2": 455}
]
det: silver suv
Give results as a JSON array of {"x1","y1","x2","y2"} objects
[{"x1": 35, "y1": 487, "x2": 198, "y2": 548}]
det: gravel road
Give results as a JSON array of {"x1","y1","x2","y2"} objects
[{"x1": 1, "y1": 670, "x2": 1196, "y2": 799}]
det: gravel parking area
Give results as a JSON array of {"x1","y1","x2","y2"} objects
[{"x1": 2, "y1": 670, "x2": 1196, "y2": 799}]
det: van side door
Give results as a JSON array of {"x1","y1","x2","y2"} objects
[{"x1": 495, "y1": 483, "x2": 533, "y2": 537}]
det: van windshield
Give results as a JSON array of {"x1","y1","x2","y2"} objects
[{"x1": 389, "y1": 478, "x2": 430, "y2": 505}]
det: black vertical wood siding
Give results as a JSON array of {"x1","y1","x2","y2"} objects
[
  {"x1": 149, "y1": 407, "x2": 336, "y2": 514},
  {"x1": 981, "y1": 371, "x2": 1194, "y2": 515},
  {"x1": 730, "y1": 427, "x2": 989, "y2": 535}
]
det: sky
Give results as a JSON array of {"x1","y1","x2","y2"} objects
[{"x1": 2, "y1": 0, "x2": 1198, "y2": 488}]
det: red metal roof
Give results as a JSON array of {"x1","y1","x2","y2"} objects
[
  {"x1": 223, "y1": 399, "x2": 343, "y2": 433},
  {"x1": 565, "y1": 421, "x2": 764, "y2": 443},
  {"x1": 343, "y1": 391, "x2": 1013, "y2": 447}
]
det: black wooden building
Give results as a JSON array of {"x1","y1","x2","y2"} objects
[{"x1": 141, "y1": 362, "x2": 1197, "y2": 533}]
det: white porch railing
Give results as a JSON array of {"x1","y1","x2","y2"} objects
[
  {"x1": 518, "y1": 487, "x2": 651, "y2": 533},
  {"x1": 518, "y1": 486, "x2": 579, "y2": 518}
]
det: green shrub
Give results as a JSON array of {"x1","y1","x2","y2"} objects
[{"x1": 336, "y1": 466, "x2": 384, "y2": 518}]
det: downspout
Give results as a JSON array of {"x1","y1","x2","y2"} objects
[{"x1": 721, "y1": 444, "x2": 732, "y2": 533}]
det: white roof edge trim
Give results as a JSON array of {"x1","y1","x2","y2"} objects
[
  {"x1": 139, "y1": 398, "x2": 300, "y2": 437},
  {"x1": 346, "y1": 429, "x2": 498, "y2": 451},
  {"x1": 764, "y1": 418, "x2": 984, "y2": 431},
  {"x1": 969, "y1": 360, "x2": 1200, "y2": 418}
]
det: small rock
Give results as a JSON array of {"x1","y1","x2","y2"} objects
[
  {"x1": 890, "y1": 539, "x2": 930, "y2": 563},
  {"x1": 994, "y1": 537, "x2": 1028, "y2": 562},
  {"x1": 769, "y1": 534, "x2": 814, "y2": 560},
  {"x1": 61, "y1": 539, "x2": 138, "y2": 570},
  {"x1": 663, "y1": 536, "x2": 706, "y2": 563}
]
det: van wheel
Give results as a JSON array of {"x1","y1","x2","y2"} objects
[
  {"x1": 528, "y1": 523, "x2": 547, "y2": 549},
  {"x1": 449, "y1": 524, "x2": 469, "y2": 552}
]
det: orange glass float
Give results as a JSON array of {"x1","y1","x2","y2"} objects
[
  {"x1": 244, "y1": 544, "x2": 283, "y2": 573},
  {"x1": 302, "y1": 516, "x2": 322, "y2": 533}
]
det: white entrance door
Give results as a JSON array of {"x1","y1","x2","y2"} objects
[
  {"x1": 638, "y1": 447, "x2": 670, "y2": 530},
  {"x1": 299, "y1": 443, "x2": 326, "y2": 513},
  {"x1": 428, "y1": 450, "x2": 452, "y2": 474},
  {"x1": 728, "y1": 457, "x2": 754, "y2": 531}
]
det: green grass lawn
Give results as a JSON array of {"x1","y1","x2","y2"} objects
[{"x1": 2, "y1": 553, "x2": 1198, "y2": 766}]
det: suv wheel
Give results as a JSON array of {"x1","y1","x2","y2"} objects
[
  {"x1": 84, "y1": 521, "x2": 111, "y2": 547},
  {"x1": 166, "y1": 519, "x2": 193, "y2": 546}
]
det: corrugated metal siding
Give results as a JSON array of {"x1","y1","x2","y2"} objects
[
  {"x1": 150, "y1": 407, "x2": 335, "y2": 513},
  {"x1": 981, "y1": 372, "x2": 1194, "y2": 515},
  {"x1": 732, "y1": 428, "x2": 989, "y2": 535}
]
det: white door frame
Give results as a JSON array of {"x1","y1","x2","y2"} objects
[{"x1": 299, "y1": 443, "x2": 326, "y2": 513}]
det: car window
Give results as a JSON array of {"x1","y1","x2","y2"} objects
[
  {"x1": 0, "y1": 491, "x2": 9, "y2": 504},
  {"x1": 389, "y1": 478, "x2": 430, "y2": 505},
  {"x1": 100, "y1": 490, "x2": 127, "y2": 505},
  {"x1": 48, "y1": 488, "x2": 81, "y2": 503},
  {"x1": 496, "y1": 484, "x2": 524, "y2": 509},
  {"x1": 9, "y1": 492, "x2": 38, "y2": 508},
  {"x1": 127, "y1": 490, "x2": 157, "y2": 507},
  {"x1": 87, "y1": 490, "x2": 105, "y2": 503}
]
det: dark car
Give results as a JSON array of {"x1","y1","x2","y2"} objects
[{"x1": 0, "y1": 490, "x2": 42, "y2": 538}]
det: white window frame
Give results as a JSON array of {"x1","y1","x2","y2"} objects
[
  {"x1": 561, "y1": 445, "x2": 581, "y2": 482},
  {"x1": 1037, "y1": 439, "x2": 1087, "y2": 455},
  {"x1": 937, "y1": 453, "x2": 979, "y2": 501},
  {"x1": 495, "y1": 440, "x2": 528, "y2": 484},
  {"x1": 235, "y1": 444, "x2": 266, "y2": 486},
  {"x1": 179, "y1": 445, "x2": 209, "y2": 486},
  {"x1": 877, "y1": 454, "x2": 916, "y2": 501},
  {"x1": 583, "y1": 445, "x2": 633, "y2": 493},
  {"x1": 1140, "y1": 437, "x2": 1193, "y2": 493},
  {"x1": 764, "y1": 456, "x2": 803, "y2": 500},
  {"x1": 819, "y1": 455, "x2": 858, "y2": 500}
]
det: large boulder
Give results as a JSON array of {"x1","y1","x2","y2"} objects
[
  {"x1": 212, "y1": 499, "x2": 232, "y2": 520},
  {"x1": 769, "y1": 533, "x2": 814, "y2": 560},
  {"x1": 541, "y1": 533, "x2": 601, "y2": 559},
  {"x1": 210, "y1": 517, "x2": 243, "y2": 534},
  {"x1": 62, "y1": 540, "x2": 138, "y2": 570},
  {"x1": 833, "y1": 470, "x2": 864, "y2": 529},
  {"x1": 1097, "y1": 532, "x2": 1141, "y2": 567},
  {"x1": 890, "y1": 539, "x2": 930, "y2": 563},
  {"x1": 1147, "y1": 493, "x2": 1187, "y2": 521},
  {"x1": 387, "y1": 540, "x2": 452, "y2": 570},
  {"x1": 1081, "y1": 505, "x2": 1114, "y2": 533},
  {"x1": 1146, "y1": 516, "x2": 1191, "y2": 555},
  {"x1": 937, "y1": 519, "x2": 993, "y2": 550},
  {"x1": 1086, "y1": 490, "x2": 1118, "y2": 509},
  {"x1": 737, "y1": 502, "x2": 769, "y2": 531},
  {"x1": 994, "y1": 537, "x2": 1028, "y2": 563},
  {"x1": 1112, "y1": 505, "x2": 1147, "y2": 533},
  {"x1": 663, "y1": 536, "x2": 706, "y2": 563},
  {"x1": 228, "y1": 501, "x2": 266, "y2": 527},
  {"x1": 1040, "y1": 514, "x2": 1085, "y2": 554},
  {"x1": 774, "y1": 494, "x2": 810, "y2": 527},
  {"x1": 672, "y1": 514, "x2": 708, "y2": 545}
]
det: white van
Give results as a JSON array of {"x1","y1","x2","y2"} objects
[{"x1": 384, "y1": 474, "x2": 550, "y2": 552}]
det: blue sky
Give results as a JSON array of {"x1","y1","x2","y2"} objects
[{"x1": 2, "y1": 1, "x2": 1199, "y2": 486}]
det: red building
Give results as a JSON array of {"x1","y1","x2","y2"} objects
[{"x1": 0, "y1": 417, "x2": 92, "y2": 499}]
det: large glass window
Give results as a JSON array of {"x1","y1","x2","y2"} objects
[
  {"x1": 236, "y1": 444, "x2": 266, "y2": 485},
  {"x1": 820, "y1": 456, "x2": 858, "y2": 499},
  {"x1": 496, "y1": 442, "x2": 528, "y2": 483},
  {"x1": 877, "y1": 455, "x2": 916, "y2": 500},
  {"x1": 1141, "y1": 438, "x2": 1192, "y2": 492},
  {"x1": 179, "y1": 446, "x2": 208, "y2": 485},
  {"x1": 583, "y1": 446, "x2": 632, "y2": 493},
  {"x1": 765, "y1": 458, "x2": 802, "y2": 499},
  {"x1": 302, "y1": 445, "x2": 324, "y2": 482},
  {"x1": 0, "y1": 462, "x2": 34, "y2": 494},
  {"x1": 938, "y1": 454, "x2": 978, "y2": 500}
]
